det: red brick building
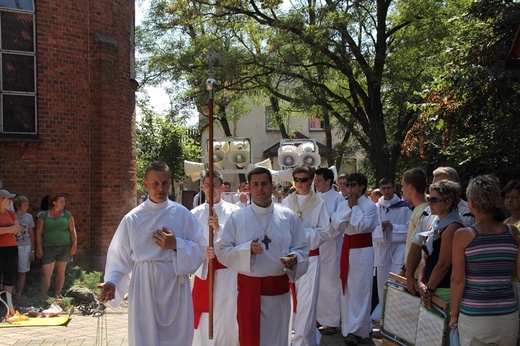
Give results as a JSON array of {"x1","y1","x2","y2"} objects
[{"x1": 0, "y1": 0, "x2": 137, "y2": 269}]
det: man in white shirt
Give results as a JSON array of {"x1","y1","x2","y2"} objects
[
  {"x1": 314, "y1": 167, "x2": 345, "y2": 335},
  {"x1": 373, "y1": 178, "x2": 411, "y2": 308},
  {"x1": 98, "y1": 161, "x2": 206, "y2": 346},
  {"x1": 215, "y1": 167, "x2": 309, "y2": 346},
  {"x1": 282, "y1": 165, "x2": 331, "y2": 345},
  {"x1": 191, "y1": 171, "x2": 240, "y2": 346},
  {"x1": 331, "y1": 173, "x2": 378, "y2": 346}
]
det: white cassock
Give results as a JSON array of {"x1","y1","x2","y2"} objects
[
  {"x1": 191, "y1": 200, "x2": 240, "y2": 346},
  {"x1": 104, "y1": 199, "x2": 206, "y2": 346},
  {"x1": 331, "y1": 195, "x2": 378, "y2": 339},
  {"x1": 316, "y1": 188, "x2": 345, "y2": 328},
  {"x1": 282, "y1": 191, "x2": 331, "y2": 346},
  {"x1": 215, "y1": 202, "x2": 309, "y2": 346},
  {"x1": 373, "y1": 194, "x2": 412, "y2": 301}
]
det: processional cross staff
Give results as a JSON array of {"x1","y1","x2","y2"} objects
[{"x1": 205, "y1": 47, "x2": 219, "y2": 340}]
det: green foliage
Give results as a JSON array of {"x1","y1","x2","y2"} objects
[
  {"x1": 71, "y1": 265, "x2": 102, "y2": 291},
  {"x1": 136, "y1": 99, "x2": 200, "y2": 192},
  {"x1": 403, "y1": 0, "x2": 520, "y2": 184}
]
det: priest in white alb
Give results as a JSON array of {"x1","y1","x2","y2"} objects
[
  {"x1": 191, "y1": 171, "x2": 239, "y2": 346},
  {"x1": 282, "y1": 164, "x2": 331, "y2": 346},
  {"x1": 215, "y1": 167, "x2": 309, "y2": 346},
  {"x1": 98, "y1": 161, "x2": 206, "y2": 346}
]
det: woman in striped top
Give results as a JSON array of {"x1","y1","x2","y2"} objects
[{"x1": 450, "y1": 175, "x2": 520, "y2": 346}]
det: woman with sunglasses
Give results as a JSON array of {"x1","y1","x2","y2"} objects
[{"x1": 418, "y1": 179, "x2": 463, "y2": 306}]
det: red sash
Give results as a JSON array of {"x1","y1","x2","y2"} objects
[
  {"x1": 237, "y1": 274, "x2": 289, "y2": 346},
  {"x1": 289, "y1": 248, "x2": 319, "y2": 313},
  {"x1": 191, "y1": 258, "x2": 227, "y2": 329},
  {"x1": 340, "y1": 233, "x2": 373, "y2": 294}
]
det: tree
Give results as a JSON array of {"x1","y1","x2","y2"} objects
[
  {"x1": 136, "y1": 97, "x2": 200, "y2": 194},
  {"x1": 137, "y1": 0, "x2": 474, "y2": 181},
  {"x1": 403, "y1": 0, "x2": 520, "y2": 184}
]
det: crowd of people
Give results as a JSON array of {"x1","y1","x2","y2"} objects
[
  {"x1": 0, "y1": 179, "x2": 78, "y2": 320},
  {"x1": 10, "y1": 159, "x2": 508, "y2": 346}
]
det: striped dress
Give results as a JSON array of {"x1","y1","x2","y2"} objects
[{"x1": 460, "y1": 225, "x2": 518, "y2": 316}]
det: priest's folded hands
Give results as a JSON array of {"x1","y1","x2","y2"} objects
[{"x1": 152, "y1": 227, "x2": 177, "y2": 250}]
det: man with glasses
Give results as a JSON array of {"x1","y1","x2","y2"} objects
[
  {"x1": 191, "y1": 171, "x2": 240, "y2": 346},
  {"x1": 282, "y1": 164, "x2": 331, "y2": 345},
  {"x1": 331, "y1": 173, "x2": 378, "y2": 346},
  {"x1": 215, "y1": 167, "x2": 309, "y2": 346},
  {"x1": 314, "y1": 167, "x2": 345, "y2": 336}
]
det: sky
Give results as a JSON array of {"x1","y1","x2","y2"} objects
[{"x1": 135, "y1": 1, "x2": 198, "y2": 125}]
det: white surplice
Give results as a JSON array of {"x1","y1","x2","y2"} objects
[
  {"x1": 316, "y1": 188, "x2": 346, "y2": 328},
  {"x1": 331, "y1": 195, "x2": 378, "y2": 339},
  {"x1": 374, "y1": 194, "x2": 412, "y2": 301},
  {"x1": 104, "y1": 199, "x2": 206, "y2": 346},
  {"x1": 215, "y1": 202, "x2": 309, "y2": 346},
  {"x1": 282, "y1": 192, "x2": 331, "y2": 346},
  {"x1": 191, "y1": 200, "x2": 240, "y2": 346}
]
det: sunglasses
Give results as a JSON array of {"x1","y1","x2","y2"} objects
[
  {"x1": 293, "y1": 177, "x2": 311, "y2": 183},
  {"x1": 346, "y1": 183, "x2": 359, "y2": 188},
  {"x1": 426, "y1": 196, "x2": 445, "y2": 204}
]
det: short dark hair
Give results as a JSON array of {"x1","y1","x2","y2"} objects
[
  {"x1": 502, "y1": 180, "x2": 520, "y2": 197},
  {"x1": 315, "y1": 167, "x2": 334, "y2": 184},
  {"x1": 145, "y1": 161, "x2": 171, "y2": 179},
  {"x1": 223, "y1": 181, "x2": 231, "y2": 187},
  {"x1": 292, "y1": 164, "x2": 315, "y2": 180},
  {"x1": 40, "y1": 195, "x2": 50, "y2": 211},
  {"x1": 402, "y1": 168, "x2": 427, "y2": 194},
  {"x1": 248, "y1": 167, "x2": 272, "y2": 184},
  {"x1": 48, "y1": 193, "x2": 66, "y2": 208},
  {"x1": 347, "y1": 173, "x2": 368, "y2": 194},
  {"x1": 203, "y1": 171, "x2": 224, "y2": 185},
  {"x1": 12, "y1": 195, "x2": 29, "y2": 211},
  {"x1": 378, "y1": 178, "x2": 393, "y2": 187}
]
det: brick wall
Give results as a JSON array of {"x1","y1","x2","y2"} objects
[{"x1": 0, "y1": 0, "x2": 136, "y2": 268}]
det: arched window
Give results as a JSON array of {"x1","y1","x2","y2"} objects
[{"x1": 0, "y1": 0, "x2": 36, "y2": 136}]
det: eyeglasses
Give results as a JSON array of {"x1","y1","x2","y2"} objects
[
  {"x1": 346, "y1": 183, "x2": 359, "y2": 188},
  {"x1": 293, "y1": 177, "x2": 311, "y2": 183},
  {"x1": 427, "y1": 196, "x2": 445, "y2": 204}
]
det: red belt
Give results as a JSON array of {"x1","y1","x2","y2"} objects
[
  {"x1": 237, "y1": 274, "x2": 289, "y2": 346},
  {"x1": 191, "y1": 258, "x2": 228, "y2": 328},
  {"x1": 289, "y1": 248, "x2": 319, "y2": 313},
  {"x1": 340, "y1": 233, "x2": 373, "y2": 294}
]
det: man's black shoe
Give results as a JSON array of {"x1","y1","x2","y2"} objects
[{"x1": 344, "y1": 333, "x2": 359, "y2": 346}]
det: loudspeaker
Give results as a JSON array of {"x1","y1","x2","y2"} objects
[
  {"x1": 296, "y1": 142, "x2": 321, "y2": 167},
  {"x1": 213, "y1": 141, "x2": 229, "y2": 153},
  {"x1": 184, "y1": 161, "x2": 205, "y2": 182},
  {"x1": 278, "y1": 145, "x2": 300, "y2": 167},
  {"x1": 228, "y1": 141, "x2": 251, "y2": 167},
  {"x1": 213, "y1": 150, "x2": 226, "y2": 168},
  {"x1": 247, "y1": 158, "x2": 272, "y2": 172},
  {"x1": 272, "y1": 168, "x2": 294, "y2": 185}
]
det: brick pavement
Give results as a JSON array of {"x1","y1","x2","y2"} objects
[{"x1": 2, "y1": 304, "x2": 383, "y2": 346}]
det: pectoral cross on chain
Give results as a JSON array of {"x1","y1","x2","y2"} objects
[{"x1": 262, "y1": 235, "x2": 271, "y2": 250}]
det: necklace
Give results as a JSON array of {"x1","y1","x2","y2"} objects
[
  {"x1": 251, "y1": 209, "x2": 273, "y2": 250},
  {"x1": 292, "y1": 193, "x2": 312, "y2": 220}
]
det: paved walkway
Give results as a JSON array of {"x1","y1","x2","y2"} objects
[{"x1": 3, "y1": 304, "x2": 383, "y2": 346}]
